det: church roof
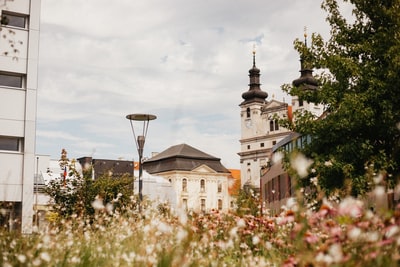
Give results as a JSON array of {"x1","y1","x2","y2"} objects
[
  {"x1": 143, "y1": 143, "x2": 230, "y2": 174},
  {"x1": 240, "y1": 51, "x2": 268, "y2": 105}
]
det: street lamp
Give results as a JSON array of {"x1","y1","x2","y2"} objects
[{"x1": 126, "y1": 113, "x2": 157, "y2": 210}]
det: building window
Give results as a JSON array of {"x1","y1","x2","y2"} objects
[
  {"x1": 200, "y1": 199, "x2": 206, "y2": 212},
  {"x1": 218, "y1": 199, "x2": 223, "y2": 210},
  {"x1": 182, "y1": 198, "x2": 188, "y2": 210},
  {"x1": 299, "y1": 98, "x2": 304, "y2": 107},
  {"x1": 0, "y1": 136, "x2": 21, "y2": 151},
  {"x1": 260, "y1": 143, "x2": 264, "y2": 147},
  {"x1": 0, "y1": 73, "x2": 23, "y2": 88},
  {"x1": 182, "y1": 178, "x2": 187, "y2": 192},
  {"x1": 217, "y1": 182, "x2": 222, "y2": 193},
  {"x1": 272, "y1": 141, "x2": 277, "y2": 145},
  {"x1": 247, "y1": 145, "x2": 250, "y2": 149},
  {"x1": 270, "y1": 120, "x2": 280, "y2": 131},
  {"x1": 1, "y1": 12, "x2": 27, "y2": 28},
  {"x1": 246, "y1": 107, "x2": 250, "y2": 118},
  {"x1": 200, "y1": 179, "x2": 205, "y2": 192}
]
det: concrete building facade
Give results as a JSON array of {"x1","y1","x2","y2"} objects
[{"x1": 0, "y1": 0, "x2": 41, "y2": 233}]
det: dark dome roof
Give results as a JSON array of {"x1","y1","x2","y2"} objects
[
  {"x1": 240, "y1": 53, "x2": 268, "y2": 104},
  {"x1": 241, "y1": 88, "x2": 268, "y2": 102},
  {"x1": 292, "y1": 68, "x2": 318, "y2": 90}
]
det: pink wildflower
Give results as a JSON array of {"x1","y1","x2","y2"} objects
[{"x1": 305, "y1": 231, "x2": 319, "y2": 244}]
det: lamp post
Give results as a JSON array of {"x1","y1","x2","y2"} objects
[{"x1": 126, "y1": 113, "x2": 157, "y2": 210}]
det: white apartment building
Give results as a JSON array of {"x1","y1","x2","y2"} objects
[{"x1": 0, "y1": 0, "x2": 41, "y2": 233}]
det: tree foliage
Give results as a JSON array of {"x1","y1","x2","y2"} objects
[
  {"x1": 45, "y1": 149, "x2": 135, "y2": 221},
  {"x1": 285, "y1": 0, "x2": 400, "y2": 197}
]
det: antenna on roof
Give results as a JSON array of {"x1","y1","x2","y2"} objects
[
  {"x1": 304, "y1": 26, "x2": 308, "y2": 47},
  {"x1": 252, "y1": 43, "x2": 256, "y2": 67}
]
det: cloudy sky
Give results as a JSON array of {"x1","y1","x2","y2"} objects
[{"x1": 37, "y1": 0, "x2": 335, "y2": 169}]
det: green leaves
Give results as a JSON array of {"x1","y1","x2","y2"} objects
[{"x1": 286, "y1": 0, "x2": 400, "y2": 197}]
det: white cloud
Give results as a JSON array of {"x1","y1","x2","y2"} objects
[{"x1": 37, "y1": 0, "x2": 340, "y2": 167}]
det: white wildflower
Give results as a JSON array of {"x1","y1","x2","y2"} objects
[
  {"x1": 310, "y1": 177, "x2": 318, "y2": 186},
  {"x1": 91, "y1": 197, "x2": 104, "y2": 210},
  {"x1": 237, "y1": 218, "x2": 246, "y2": 228},
  {"x1": 229, "y1": 227, "x2": 238, "y2": 238},
  {"x1": 365, "y1": 231, "x2": 379, "y2": 242},
  {"x1": 324, "y1": 160, "x2": 333, "y2": 167},
  {"x1": 252, "y1": 235, "x2": 260, "y2": 245},
  {"x1": 176, "y1": 228, "x2": 187, "y2": 242},
  {"x1": 106, "y1": 203, "x2": 113, "y2": 214},
  {"x1": 373, "y1": 186, "x2": 385, "y2": 197},
  {"x1": 316, "y1": 252, "x2": 333, "y2": 265},
  {"x1": 272, "y1": 151, "x2": 284, "y2": 164},
  {"x1": 328, "y1": 243, "x2": 343, "y2": 263},
  {"x1": 286, "y1": 197, "x2": 298, "y2": 211},
  {"x1": 32, "y1": 258, "x2": 41, "y2": 266},
  {"x1": 348, "y1": 227, "x2": 362, "y2": 240},
  {"x1": 291, "y1": 153, "x2": 313, "y2": 178},
  {"x1": 385, "y1": 225, "x2": 399, "y2": 239},
  {"x1": 40, "y1": 252, "x2": 51, "y2": 262},
  {"x1": 157, "y1": 222, "x2": 172, "y2": 233},
  {"x1": 17, "y1": 254, "x2": 26, "y2": 263}
]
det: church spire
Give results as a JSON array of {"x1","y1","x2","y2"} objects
[
  {"x1": 241, "y1": 47, "x2": 268, "y2": 105},
  {"x1": 292, "y1": 27, "x2": 318, "y2": 90}
]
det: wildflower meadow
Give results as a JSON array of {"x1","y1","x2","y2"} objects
[{"x1": 1, "y1": 187, "x2": 400, "y2": 267}]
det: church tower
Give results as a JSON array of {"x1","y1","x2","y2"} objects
[
  {"x1": 239, "y1": 50, "x2": 291, "y2": 190},
  {"x1": 291, "y1": 31, "x2": 324, "y2": 118}
]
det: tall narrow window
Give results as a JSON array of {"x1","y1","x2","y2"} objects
[
  {"x1": 217, "y1": 182, "x2": 222, "y2": 193},
  {"x1": 218, "y1": 199, "x2": 223, "y2": 210},
  {"x1": 275, "y1": 120, "x2": 279, "y2": 130},
  {"x1": 182, "y1": 178, "x2": 187, "y2": 192},
  {"x1": 246, "y1": 107, "x2": 250, "y2": 118},
  {"x1": 200, "y1": 199, "x2": 206, "y2": 212},
  {"x1": 182, "y1": 198, "x2": 188, "y2": 210},
  {"x1": 200, "y1": 179, "x2": 205, "y2": 192},
  {"x1": 270, "y1": 120, "x2": 274, "y2": 131}
]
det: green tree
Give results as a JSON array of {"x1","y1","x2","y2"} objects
[
  {"x1": 45, "y1": 149, "x2": 135, "y2": 221},
  {"x1": 235, "y1": 186, "x2": 260, "y2": 216},
  {"x1": 284, "y1": 0, "x2": 400, "y2": 197}
]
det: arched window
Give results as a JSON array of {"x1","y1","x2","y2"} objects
[
  {"x1": 270, "y1": 120, "x2": 274, "y2": 131},
  {"x1": 200, "y1": 179, "x2": 205, "y2": 192},
  {"x1": 182, "y1": 178, "x2": 187, "y2": 192},
  {"x1": 275, "y1": 119, "x2": 279, "y2": 130},
  {"x1": 246, "y1": 107, "x2": 250, "y2": 118}
]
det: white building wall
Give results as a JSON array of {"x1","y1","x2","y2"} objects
[
  {"x1": 160, "y1": 167, "x2": 230, "y2": 213},
  {"x1": 240, "y1": 100, "x2": 291, "y2": 189},
  {"x1": 0, "y1": 0, "x2": 41, "y2": 233}
]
